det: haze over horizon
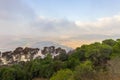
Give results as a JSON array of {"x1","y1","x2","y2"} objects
[{"x1": 0, "y1": 0, "x2": 120, "y2": 51}]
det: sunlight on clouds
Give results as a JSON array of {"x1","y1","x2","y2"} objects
[
  {"x1": 0, "y1": 0, "x2": 120, "y2": 49},
  {"x1": 75, "y1": 14, "x2": 120, "y2": 35},
  {"x1": 76, "y1": 14, "x2": 120, "y2": 28}
]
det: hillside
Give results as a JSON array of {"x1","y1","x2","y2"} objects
[{"x1": 0, "y1": 39, "x2": 120, "y2": 80}]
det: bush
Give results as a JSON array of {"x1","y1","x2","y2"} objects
[{"x1": 50, "y1": 69, "x2": 73, "y2": 80}]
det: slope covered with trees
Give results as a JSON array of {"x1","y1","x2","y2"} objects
[{"x1": 0, "y1": 39, "x2": 120, "y2": 80}]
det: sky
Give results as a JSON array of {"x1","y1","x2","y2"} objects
[{"x1": 0, "y1": 0, "x2": 120, "y2": 51}]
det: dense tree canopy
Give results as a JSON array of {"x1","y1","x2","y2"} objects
[{"x1": 0, "y1": 39, "x2": 120, "y2": 80}]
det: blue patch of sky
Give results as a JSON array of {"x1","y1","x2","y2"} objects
[{"x1": 24, "y1": 0, "x2": 120, "y2": 21}]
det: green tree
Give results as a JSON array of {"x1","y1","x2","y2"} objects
[
  {"x1": 50, "y1": 69, "x2": 73, "y2": 80},
  {"x1": 113, "y1": 40, "x2": 120, "y2": 57},
  {"x1": 54, "y1": 52, "x2": 68, "y2": 61},
  {"x1": 11, "y1": 64, "x2": 28, "y2": 80},
  {"x1": 102, "y1": 39, "x2": 116, "y2": 46},
  {"x1": 0, "y1": 67, "x2": 16, "y2": 80},
  {"x1": 73, "y1": 61, "x2": 94, "y2": 80},
  {"x1": 66, "y1": 56, "x2": 80, "y2": 70},
  {"x1": 53, "y1": 60, "x2": 66, "y2": 72}
]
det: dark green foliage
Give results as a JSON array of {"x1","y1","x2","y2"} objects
[
  {"x1": 102, "y1": 39, "x2": 116, "y2": 46},
  {"x1": 53, "y1": 60, "x2": 66, "y2": 72},
  {"x1": 54, "y1": 52, "x2": 68, "y2": 61},
  {"x1": 1, "y1": 39, "x2": 120, "y2": 80},
  {"x1": 73, "y1": 61, "x2": 94, "y2": 80},
  {"x1": 113, "y1": 40, "x2": 120, "y2": 57},
  {"x1": 50, "y1": 69, "x2": 73, "y2": 80},
  {"x1": 0, "y1": 67, "x2": 16, "y2": 80},
  {"x1": 0, "y1": 65, "x2": 28, "y2": 80},
  {"x1": 66, "y1": 56, "x2": 80, "y2": 70}
]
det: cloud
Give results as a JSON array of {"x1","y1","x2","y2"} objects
[
  {"x1": 30, "y1": 17, "x2": 88, "y2": 38},
  {"x1": 75, "y1": 14, "x2": 120, "y2": 35},
  {"x1": 29, "y1": 14, "x2": 120, "y2": 41},
  {"x1": 1, "y1": 0, "x2": 120, "y2": 39},
  {"x1": 0, "y1": 0, "x2": 36, "y2": 35},
  {"x1": 0, "y1": 0, "x2": 35, "y2": 20},
  {"x1": 0, "y1": 0, "x2": 120, "y2": 49}
]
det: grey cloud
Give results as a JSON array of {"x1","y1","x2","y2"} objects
[
  {"x1": 29, "y1": 14, "x2": 120, "y2": 40},
  {"x1": 0, "y1": 0, "x2": 37, "y2": 35},
  {"x1": 0, "y1": 0, "x2": 120, "y2": 50},
  {"x1": 0, "y1": 0, "x2": 36, "y2": 21},
  {"x1": 76, "y1": 15, "x2": 120, "y2": 35},
  {"x1": 68, "y1": 34, "x2": 120, "y2": 41},
  {"x1": 30, "y1": 17, "x2": 88, "y2": 38}
]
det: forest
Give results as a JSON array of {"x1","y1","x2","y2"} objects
[{"x1": 0, "y1": 39, "x2": 120, "y2": 80}]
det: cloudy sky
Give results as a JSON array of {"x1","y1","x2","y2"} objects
[{"x1": 0, "y1": 0, "x2": 120, "y2": 51}]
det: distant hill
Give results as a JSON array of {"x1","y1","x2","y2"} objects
[
  {"x1": 31, "y1": 41, "x2": 73, "y2": 52},
  {"x1": 0, "y1": 39, "x2": 73, "y2": 52}
]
